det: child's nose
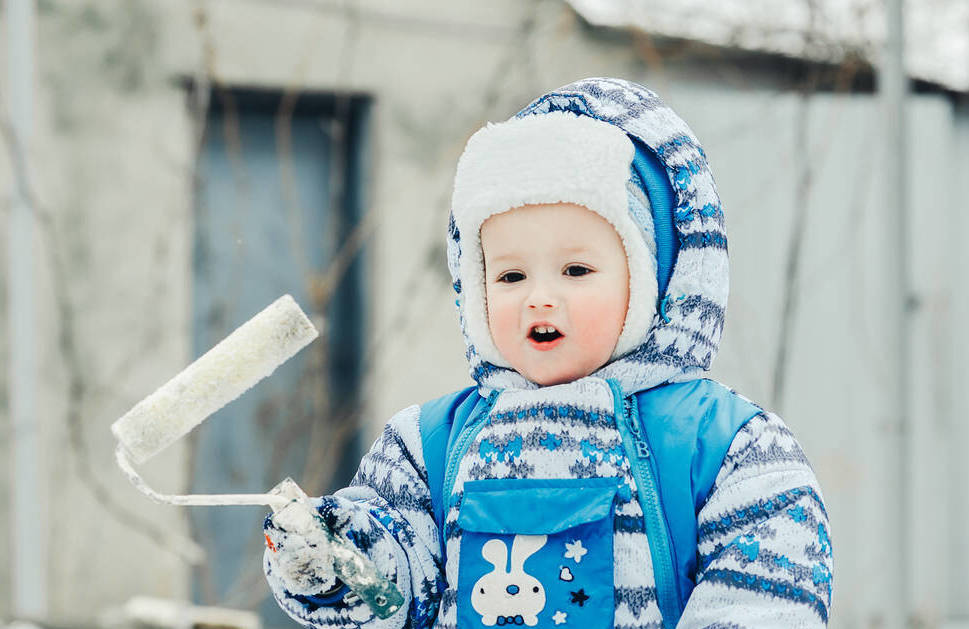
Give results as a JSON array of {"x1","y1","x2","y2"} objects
[{"x1": 526, "y1": 288, "x2": 558, "y2": 310}]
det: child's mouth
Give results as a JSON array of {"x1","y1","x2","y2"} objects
[{"x1": 528, "y1": 325, "x2": 564, "y2": 350}]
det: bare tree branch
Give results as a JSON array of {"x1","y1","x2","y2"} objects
[
  {"x1": 0, "y1": 110, "x2": 205, "y2": 566},
  {"x1": 771, "y1": 0, "x2": 822, "y2": 412}
]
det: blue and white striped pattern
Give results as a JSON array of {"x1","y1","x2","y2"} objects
[
  {"x1": 679, "y1": 413, "x2": 833, "y2": 627},
  {"x1": 265, "y1": 404, "x2": 447, "y2": 629}
]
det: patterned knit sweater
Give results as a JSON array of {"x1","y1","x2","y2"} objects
[{"x1": 263, "y1": 78, "x2": 833, "y2": 628}]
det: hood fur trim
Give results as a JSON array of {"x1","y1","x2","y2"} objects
[{"x1": 450, "y1": 111, "x2": 657, "y2": 368}]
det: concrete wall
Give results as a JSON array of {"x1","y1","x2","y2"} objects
[
  {"x1": 1, "y1": 0, "x2": 966, "y2": 627},
  {"x1": 699, "y1": 90, "x2": 961, "y2": 627},
  {"x1": 2, "y1": 0, "x2": 198, "y2": 621}
]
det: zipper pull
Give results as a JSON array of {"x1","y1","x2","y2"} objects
[
  {"x1": 624, "y1": 398, "x2": 641, "y2": 435},
  {"x1": 625, "y1": 398, "x2": 649, "y2": 457}
]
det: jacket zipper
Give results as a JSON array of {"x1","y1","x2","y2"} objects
[
  {"x1": 607, "y1": 378, "x2": 681, "y2": 629},
  {"x1": 442, "y1": 390, "x2": 500, "y2": 516}
]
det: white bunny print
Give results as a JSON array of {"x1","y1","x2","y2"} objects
[{"x1": 471, "y1": 534, "x2": 548, "y2": 626}]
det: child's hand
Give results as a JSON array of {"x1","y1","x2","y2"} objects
[{"x1": 263, "y1": 498, "x2": 345, "y2": 596}]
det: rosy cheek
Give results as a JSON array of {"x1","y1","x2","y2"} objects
[
  {"x1": 573, "y1": 293, "x2": 626, "y2": 354},
  {"x1": 578, "y1": 316, "x2": 617, "y2": 346},
  {"x1": 486, "y1": 293, "x2": 517, "y2": 346}
]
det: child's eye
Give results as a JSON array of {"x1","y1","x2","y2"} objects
[
  {"x1": 564, "y1": 265, "x2": 592, "y2": 277},
  {"x1": 497, "y1": 271, "x2": 525, "y2": 283}
]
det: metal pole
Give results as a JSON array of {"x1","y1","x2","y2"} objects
[
  {"x1": 882, "y1": 0, "x2": 910, "y2": 626},
  {"x1": 6, "y1": 0, "x2": 47, "y2": 622}
]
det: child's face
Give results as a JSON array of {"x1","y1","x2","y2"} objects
[{"x1": 480, "y1": 202, "x2": 630, "y2": 386}]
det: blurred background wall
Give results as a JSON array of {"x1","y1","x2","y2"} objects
[{"x1": 1, "y1": 1, "x2": 967, "y2": 628}]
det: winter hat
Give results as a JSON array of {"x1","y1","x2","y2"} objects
[
  {"x1": 451, "y1": 111, "x2": 662, "y2": 369},
  {"x1": 447, "y1": 77, "x2": 727, "y2": 394}
]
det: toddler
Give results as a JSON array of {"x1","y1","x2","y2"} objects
[{"x1": 263, "y1": 77, "x2": 833, "y2": 628}]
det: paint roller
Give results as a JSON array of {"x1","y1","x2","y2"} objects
[{"x1": 110, "y1": 294, "x2": 403, "y2": 619}]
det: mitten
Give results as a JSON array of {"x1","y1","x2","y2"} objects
[{"x1": 263, "y1": 497, "x2": 348, "y2": 596}]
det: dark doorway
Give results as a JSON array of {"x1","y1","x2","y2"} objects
[{"x1": 189, "y1": 85, "x2": 370, "y2": 627}]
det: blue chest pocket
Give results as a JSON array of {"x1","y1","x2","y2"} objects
[{"x1": 456, "y1": 478, "x2": 621, "y2": 628}]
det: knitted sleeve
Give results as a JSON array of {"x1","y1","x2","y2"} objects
[
  {"x1": 676, "y1": 412, "x2": 834, "y2": 628},
  {"x1": 264, "y1": 404, "x2": 446, "y2": 629}
]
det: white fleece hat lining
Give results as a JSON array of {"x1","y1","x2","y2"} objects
[{"x1": 451, "y1": 111, "x2": 659, "y2": 369}]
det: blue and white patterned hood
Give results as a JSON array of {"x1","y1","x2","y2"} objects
[{"x1": 446, "y1": 77, "x2": 727, "y2": 396}]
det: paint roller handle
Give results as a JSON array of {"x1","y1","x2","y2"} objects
[{"x1": 265, "y1": 478, "x2": 404, "y2": 620}]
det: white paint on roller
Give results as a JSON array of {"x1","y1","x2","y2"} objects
[{"x1": 111, "y1": 294, "x2": 319, "y2": 464}]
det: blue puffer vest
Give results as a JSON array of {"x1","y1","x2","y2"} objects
[{"x1": 420, "y1": 378, "x2": 762, "y2": 628}]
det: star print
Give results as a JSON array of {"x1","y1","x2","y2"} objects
[
  {"x1": 563, "y1": 540, "x2": 587, "y2": 563},
  {"x1": 552, "y1": 610, "x2": 568, "y2": 625},
  {"x1": 570, "y1": 589, "x2": 589, "y2": 607}
]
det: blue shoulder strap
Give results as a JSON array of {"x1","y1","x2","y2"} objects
[
  {"x1": 635, "y1": 378, "x2": 762, "y2": 612},
  {"x1": 419, "y1": 386, "x2": 481, "y2": 546}
]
